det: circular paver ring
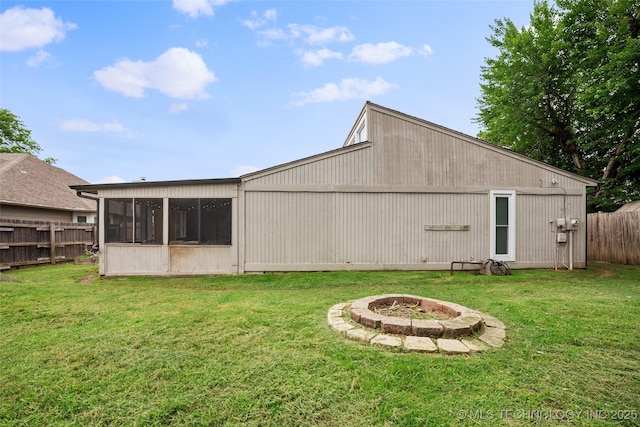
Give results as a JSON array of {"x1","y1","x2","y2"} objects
[{"x1": 327, "y1": 294, "x2": 506, "y2": 354}]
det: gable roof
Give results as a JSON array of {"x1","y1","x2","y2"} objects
[
  {"x1": 0, "y1": 153, "x2": 96, "y2": 212},
  {"x1": 242, "y1": 102, "x2": 599, "y2": 187},
  {"x1": 69, "y1": 102, "x2": 599, "y2": 193}
]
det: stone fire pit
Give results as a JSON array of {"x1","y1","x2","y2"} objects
[{"x1": 328, "y1": 294, "x2": 506, "y2": 354}]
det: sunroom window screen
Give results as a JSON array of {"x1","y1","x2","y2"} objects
[
  {"x1": 105, "y1": 199, "x2": 133, "y2": 243},
  {"x1": 105, "y1": 198, "x2": 163, "y2": 244},
  {"x1": 169, "y1": 198, "x2": 231, "y2": 245},
  {"x1": 495, "y1": 196, "x2": 509, "y2": 255},
  {"x1": 135, "y1": 198, "x2": 163, "y2": 244}
]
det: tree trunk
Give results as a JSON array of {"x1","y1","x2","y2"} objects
[{"x1": 594, "y1": 122, "x2": 638, "y2": 198}]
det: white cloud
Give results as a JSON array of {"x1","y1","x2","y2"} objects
[
  {"x1": 255, "y1": 22, "x2": 353, "y2": 46},
  {"x1": 298, "y1": 48, "x2": 343, "y2": 68},
  {"x1": 256, "y1": 28, "x2": 289, "y2": 46},
  {"x1": 289, "y1": 24, "x2": 354, "y2": 45},
  {"x1": 263, "y1": 9, "x2": 278, "y2": 22},
  {"x1": 102, "y1": 122, "x2": 126, "y2": 132},
  {"x1": 27, "y1": 50, "x2": 57, "y2": 68},
  {"x1": 59, "y1": 119, "x2": 133, "y2": 136},
  {"x1": 243, "y1": 9, "x2": 277, "y2": 30},
  {"x1": 421, "y1": 44, "x2": 434, "y2": 56},
  {"x1": 349, "y1": 42, "x2": 416, "y2": 65},
  {"x1": 0, "y1": 6, "x2": 76, "y2": 52},
  {"x1": 172, "y1": 0, "x2": 233, "y2": 18},
  {"x1": 291, "y1": 77, "x2": 395, "y2": 106},
  {"x1": 60, "y1": 119, "x2": 100, "y2": 132},
  {"x1": 94, "y1": 175, "x2": 127, "y2": 184},
  {"x1": 232, "y1": 165, "x2": 261, "y2": 177},
  {"x1": 169, "y1": 103, "x2": 189, "y2": 114},
  {"x1": 93, "y1": 47, "x2": 217, "y2": 99}
]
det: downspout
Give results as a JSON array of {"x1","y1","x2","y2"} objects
[{"x1": 76, "y1": 192, "x2": 99, "y2": 249}]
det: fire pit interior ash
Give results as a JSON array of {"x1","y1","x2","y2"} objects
[{"x1": 370, "y1": 300, "x2": 453, "y2": 320}]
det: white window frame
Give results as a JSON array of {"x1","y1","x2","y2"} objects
[
  {"x1": 490, "y1": 190, "x2": 516, "y2": 261},
  {"x1": 346, "y1": 117, "x2": 366, "y2": 146},
  {"x1": 356, "y1": 120, "x2": 367, "y2": 143}
]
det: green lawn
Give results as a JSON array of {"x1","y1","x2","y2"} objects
[{"x1": 1, "y1": 263, "x2": 639, "y2": 426}]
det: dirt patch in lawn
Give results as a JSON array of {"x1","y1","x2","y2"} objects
[{"x1": 78, "y1": 275, "x2": 98, "y2": 284}]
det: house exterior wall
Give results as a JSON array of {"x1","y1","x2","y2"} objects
[
  {"x1": 241, "y1": 188, "x2": 588, "y2": 272},
  {"x1": 86, "y1": 103, "x2": 595, "y2": 276},
  {"x1": 240, "y1": 104, "x2": 592, "y2": 272},
  {"x1": 243, "y1": 191, "x2": 488, "y2": 271},
  {"x1": 244, "y1": 143, "x2": 374, "y2": 186},
  {"x1": 73, "y1": 212, "x2": 96, "y2": 223},
  {"x1": 98, "y1": 183, "x2": 238, "y2": 276},
  {"x1": 0, "y1": 204, "x2": 75, "y2": 222},
  {"x1": 515, "y1": 192, "x2": 587, "y2": 268},
  {"x1": 368, "y1": 107, "x2": 586, "y2": 190}
]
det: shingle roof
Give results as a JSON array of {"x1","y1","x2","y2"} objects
[{"x1": 0, "y1": 153, "x2": 95, "y2": 212}]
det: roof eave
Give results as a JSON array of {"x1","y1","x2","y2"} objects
[{"x1": 70, "y1": 177, "x2": 242, "y2": 193}]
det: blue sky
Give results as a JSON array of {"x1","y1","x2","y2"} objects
[{"x1": 1, "y1": 0, "x2": 534, "y2": 184}]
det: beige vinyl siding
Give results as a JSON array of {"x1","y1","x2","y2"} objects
[
  {"x1": 98, "y1": 183, "x2": 237, "y2": 199},
  {"x1": 169, "y1": 246, "x2": 234, "y2": 275},
  {"x1": 369, "y1": 107, "x2": 590, "y2": 190},
  {"x1": 244, "y1": 143, "x2": 374, "y2": 186},
  {"x1": 244, "y1": 191, "x2": 489, "y2": 270},
  {"x1": 243, "y1": 189, "x2": 589, "y2": 271},
  {"x1": 515, "y1": 192, "x2": 588, "y2": 267},
  {"x1": 103, "y1": 244, "x2": 166, "y2": 275}
]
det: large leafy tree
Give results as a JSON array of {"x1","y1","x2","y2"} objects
[
  {"x1": 476, "y1": 0, "x2": 640, "y2": 211},
  {"x1": 0, "y1": 108, "x2": 55, "y2": 164}
]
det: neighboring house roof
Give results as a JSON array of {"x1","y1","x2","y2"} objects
[
  {"x1": 616, "y1": 201, "x2": 640, "y2": 212},
  {"x1": 0, "y1": 153, "x2": 96, "y2": 212}
]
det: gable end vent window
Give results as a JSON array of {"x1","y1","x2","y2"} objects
[
  {"x1": 169, "y1": 198, "x2": 232, "y2": 245},
  {"x1": 490, "y1": 190, "x2": 515, "y2": 261},
  {"x1": 357, "y1": 120, "x2": 367, "y2": 143},
  {"x1": 105, "y1": 198, "x2": 163, "y2": 244}
]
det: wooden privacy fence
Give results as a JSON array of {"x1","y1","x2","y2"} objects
[
  {"x1": 0, "y1": 219, "x2": 96, "y2": 270},
  {"x1": 587, "y1": 211, "x2": 640, "y2": 265}
]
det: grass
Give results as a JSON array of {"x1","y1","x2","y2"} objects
[{"x1": 1, "y1": 263, "x2": 639, "y2": 426}]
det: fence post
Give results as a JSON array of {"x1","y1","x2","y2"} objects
[{"x1": 50, "y1": 223, "x2": 56, "y2": 265}]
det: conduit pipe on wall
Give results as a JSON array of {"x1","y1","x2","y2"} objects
[{"x1": 569, "y1": 229, "x2": 574, "y2": 271}]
